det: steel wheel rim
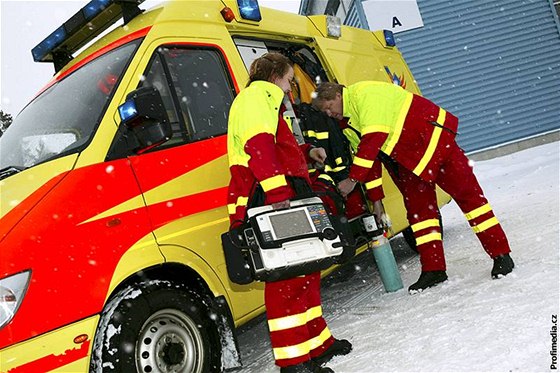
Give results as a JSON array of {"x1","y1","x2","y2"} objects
[{"x1": 136, "y1": 308, "x2": 205, "y2": 373}]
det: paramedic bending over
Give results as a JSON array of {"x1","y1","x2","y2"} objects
[
  {"x1": 314, "y1": 81, "x2": 515, "y2": 293},
  {"x1": 226, "y1": 53, "x2": 351, "y2": 373}
]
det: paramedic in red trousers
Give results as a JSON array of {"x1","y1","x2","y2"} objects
[
  {"x1": 314, "y1": 81, "x2": 515, "y2": 293},
  {"x1": 227, "y1": 53, "x2": 352, "y2": 373}
]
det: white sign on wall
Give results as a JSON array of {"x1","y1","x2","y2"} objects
[{"x1": 362, "y1": 0, "x2": 424, "y2": 33}]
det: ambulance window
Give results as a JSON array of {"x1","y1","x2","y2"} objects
[
  {"x1": 141, "y1": 53, "x2": 187, "y2": 144},
  {"x1": 160, "y1": 47, "x2": 235, "y2": 141},
  {"x1": 1, "y1": 40, "x2": 140, "y2": 169},
  {"x1": 140, "y1": 46, "x2": 235, "y2": 148}
]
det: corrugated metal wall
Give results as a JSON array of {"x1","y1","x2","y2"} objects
[
  {"x1": 345, "y1": 0, "x2": 366, "y2": 28},
  {"x1": 390, "y1": 0, "x2": 560, "y2": 152}
]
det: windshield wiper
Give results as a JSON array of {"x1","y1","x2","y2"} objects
[{"x1": 0, "y1": 166, "x2": 26, "y2": 180}]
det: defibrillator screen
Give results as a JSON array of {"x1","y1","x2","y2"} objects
[{"x1": 269, "y1": 209, "x2": 314, "y2": 239}]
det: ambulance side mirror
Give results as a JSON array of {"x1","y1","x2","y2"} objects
[{"x1": 118, "y1": 87, "x2": 172, "y2": 154}]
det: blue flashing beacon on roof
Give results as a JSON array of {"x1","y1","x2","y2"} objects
[
  {"x1": 237, "y1": 0, "x2": 262, "y2": 21},
  {"x1": 383, "y1": 30, "x2": 396, "y2": 47}
]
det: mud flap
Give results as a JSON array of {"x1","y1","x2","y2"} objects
[{"x1": 212, "y1": 295, "x2": 243, "y2": 370}]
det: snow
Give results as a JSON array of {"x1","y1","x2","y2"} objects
[{"x1": 238, "y1": 141, "x2": 560, "y2": 372}]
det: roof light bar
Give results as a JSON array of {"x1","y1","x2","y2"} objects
[
  {"x1": 31, "y1": 0, "x2": 145, "y2": 72},
  {"x1": 83, "y1": 0, "x2": 113, "y2": 20},
  {"x1": 31, "y1": 26, "x2": 68, "y2": 65}
]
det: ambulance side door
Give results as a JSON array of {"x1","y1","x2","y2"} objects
[{"x1": 111, "y1": 41, "x2": 266, "y2": 319}]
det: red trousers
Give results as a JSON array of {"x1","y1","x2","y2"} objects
[
  {"x1": 265, "y1": 272, "x2": 335, "y2": 367},
  {"x1": 386, "y1": 144, "x2": 511, "y2": 271}
]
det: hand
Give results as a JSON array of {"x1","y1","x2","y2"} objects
[
  {"x1": 309, "y1": 147, "x2": 327, "y2": 166},
  {"x1": 372, "y1": 200, "x2": 391, "y2": 229},
  {"x1": 337, "y1": 178, "x2": 357, "y2": 198},
  {"x1": 372, "y1": 200, "x2": 385, "y2": 220},
  {"x1": 271, "y1": 200, "x2": 290, "y2": 209}
]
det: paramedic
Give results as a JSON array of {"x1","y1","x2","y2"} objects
[
  {"x1": 314, "y1": 81, "x2": 514, "y2": 293},
  {"x1": 227, "y1": 53, "x2": 352, "y2": 373}
]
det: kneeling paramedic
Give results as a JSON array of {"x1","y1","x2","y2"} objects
[
  {"x1": 314, "y1": 81, "x2": 515, "y2": 293},
  {"x1": 226, "y1": 53, "x2": 351, "y2": 373}
]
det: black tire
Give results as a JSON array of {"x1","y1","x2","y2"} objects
[
  {"x1": 402, "y1": 214, "x2": 444, "y2": 254},
  {"x1": 90, "y1": 280, "x2": 222, "y2": 373}
]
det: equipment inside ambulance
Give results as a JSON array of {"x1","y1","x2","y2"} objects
[{"x1": 0, "y1": 0, "x2": 452, "y2": 372}]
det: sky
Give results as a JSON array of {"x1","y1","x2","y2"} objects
[
  {"x1": 0, "y1": 0, "x2": 300, "y2": 116},
  {"x1": 238, "y1": 141, "x2": 560, "y2": 372}
]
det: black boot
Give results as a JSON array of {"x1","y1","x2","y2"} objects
[
  {"x1": 312, "y1": 339, "x2": 352, "y2": 366},
  {"x1": 491, "y1": 254, "x2": 514, "y2": 278},
  {"x1": 408, "y1": 270, "x2": 448, "y2": 293},
  {"x1": 280, "y1": 360, "x2": 334, "y2": 373}
]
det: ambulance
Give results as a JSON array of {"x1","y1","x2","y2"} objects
[{"x1": 0, "y1": 0, "x2": 450, "y2": 371}]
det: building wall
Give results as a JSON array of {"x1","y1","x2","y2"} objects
[{"x1": 302, "y1": 0, "x2": 560, "y2": 152}]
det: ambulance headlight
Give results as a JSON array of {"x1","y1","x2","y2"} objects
[
  {"x1": 326, "y1": 16, "x2": 341, "y2": 38},
  {"x1": 237, "y1": 0, "x2": 262, "y2": 21},
  {"x1": 0, "y1": 270, "x2": 31, "y2": 330}
]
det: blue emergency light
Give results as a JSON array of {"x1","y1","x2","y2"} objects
[
  {"x1": 31, "y1": 26, "x2": 68, "y2": 63},
  {"x1": 83, "y1": 0, "x2": 113, "y2": 20},
  {"x1": 237, "y1": 0, "x2": 262, "y2": 21},
  {"x1": 31, "y1": 0, "x2": 145, "y2": 72},
  {"x1": 118, "y1": 100, "x2": 139, "y2": 123},
  {"x1": 383, "y1": 30, "x2": 396, "y2": 47}
]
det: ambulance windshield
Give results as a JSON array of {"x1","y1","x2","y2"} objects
[{"x1": 0, "y1": 40, "x2": 140, "y2": 171}]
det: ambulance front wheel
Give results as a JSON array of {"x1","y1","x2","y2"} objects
[{"x1": 90, "y1": 280, "x2": 222, "y2": 373}]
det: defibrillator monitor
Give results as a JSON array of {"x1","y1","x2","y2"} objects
[
  {"x1": 244, "y1": 197, "x2": 344, "y2": 280},
  {"x1": 268, "y1": 209, "x2": 313, "y2": 239},
  {"x1": 251, "y1": 203, "x2": 336, "y2": 246}
]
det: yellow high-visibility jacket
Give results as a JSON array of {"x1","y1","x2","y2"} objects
[
  {"x1": 343, "y1": 81, "x2": 459, "y2": 197},
  {"x1": 227, "y1": 81, "x2": 312, "y2": 226}
]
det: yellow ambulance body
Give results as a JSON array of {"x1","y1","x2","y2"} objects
[{"x1": 0, "y1": 1, "x2": 450, "y2": 371}]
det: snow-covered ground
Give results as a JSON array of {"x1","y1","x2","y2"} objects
[{"x1": 237, "y1": 141, "x2": 560, "y2": 372}]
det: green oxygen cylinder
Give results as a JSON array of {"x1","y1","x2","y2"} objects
[{"x1": 363, "y1": 215, "x2": 403, "y2": 292}]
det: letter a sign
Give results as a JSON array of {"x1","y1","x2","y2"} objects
[{"x1": 362, "y1": 0, "x2": 424, "y2": 33}]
